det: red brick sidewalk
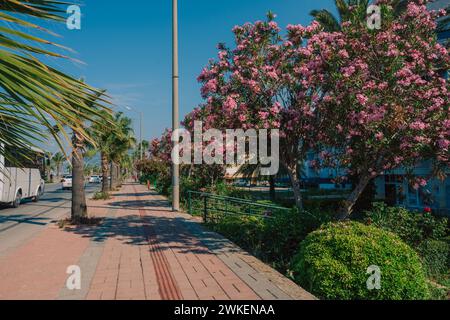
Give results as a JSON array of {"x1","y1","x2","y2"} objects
[{"x1": 0, "y1": 183, "x2": 315, "y2": 300}]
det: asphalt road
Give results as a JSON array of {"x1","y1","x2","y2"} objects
[{"x1": 0, "y1": 182, "x2": 99, "y2": 257}]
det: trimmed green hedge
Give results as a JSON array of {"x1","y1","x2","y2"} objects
[
  {"x1": 207, "y1": 209, "x2": 333, "y2": 272},
  {"x1": 292, "y1": 221, "x2": 430, "y2": 300},
  {"x1": 417, "y1": 239, "x2": 449, "y2": 280}
]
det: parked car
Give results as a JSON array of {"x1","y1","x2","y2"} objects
[
  {"x1": 234, "y1": 179, "x2": 248, "y2": 187},
  {"x1": 61, "y1": 176, "x2": 72, "y2": 190},
  {"x1": 89, "y1": 175, "x2": 101, "y2": 183}
]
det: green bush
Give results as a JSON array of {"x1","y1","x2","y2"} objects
[
  {"x1": 207, "y1": 208, "x2": 333, "y2": 272},
  {"x1": 92, "y1": 191, "x2": 111, "y2": 200},
  {"x1": 292, "y1": 221, "x2": 430, "y2": 300},
  {"x1": 365, "y1": 203, "x2": 448, "y2": 247},
  {"x1": 207, "y1": 215, "x2": 265, "y2": 255},
  {"x1": 427, "y1": 282, "x2": 449, "y2": 300},
  {"x1": 304, "y1": 198, "x2": 344, "y2": 212},
  {"x1": 261, "y1": 209, "x2": 333, "y2": 270},
  {"x1": 417, "y1": 239, "x2": 449, "y2": 280}
]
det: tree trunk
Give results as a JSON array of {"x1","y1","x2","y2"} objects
[
  {"x1": 287, "y1": 166, "x2": 304, "y2": 211},
  {"x1": 110, "y1": 162, "x2": 118, "y2": 190},
  {"x1": 118, "y1": 164, "x2": 121, "y2": 184},
  {"x1": 46, "y1": 167, "x2": 52, "y2": 183},
  {"x1": 71, "y1": 133, "x2": 87, "y2": 221},
  {"x1": 269, "y1": 175, "x2": 276, "y2": 201},
  {"x1": 338, "y1": 174, "x2": 372, "y2": 220},
  {"x1": 101, "y1": 152, "x2": 110, "y2": 193}
]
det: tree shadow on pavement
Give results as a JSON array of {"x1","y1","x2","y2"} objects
[
  {"x1": 0, "y1": 214, "x2": 51, "y2": 228},
  {"x1": 63, "y1": 182, "x2": 241, "y2": 256},
  {"x1": 62, "y1": 213, "x2": 240, "y2": 256},
  {"x1": 106, "y1": 199, "x2": 171, "y2": 209}
]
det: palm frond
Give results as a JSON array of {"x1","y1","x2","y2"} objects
[
  {"x1": 0, "y1": 0, "x2": 111, "y2": 163},
  {"x1": 310, "y1": 9, "x2": 341, "y2": 32}
]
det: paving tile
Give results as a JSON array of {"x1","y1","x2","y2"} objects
[{"x1": 0, "y1": 182, "x2": 314, "y2": 300}]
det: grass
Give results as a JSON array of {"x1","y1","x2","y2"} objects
[
  {"x1": 92, "y1": 191, "x2": 111, "y2": 200},
  {"x1": 57, "y1": 217, "x2": 103, "y2": 229}
]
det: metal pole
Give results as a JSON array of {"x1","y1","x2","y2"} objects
[
  {"x1": 140, "y1": 111, "x2": 143, "y2": 161},
  {"x1": 172, "y1": 0, "x2": 180, "y2": 211}
]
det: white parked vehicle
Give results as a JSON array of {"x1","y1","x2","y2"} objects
[
  {"x1": 89, "y1": 175, "x2": 101, "y2": 183},
  {"x1": 61, "y1": 176, "x2": 73, "y2": 190},
  {"x1": 0, "y1": 146, "x2": 46, "y2": 208}
]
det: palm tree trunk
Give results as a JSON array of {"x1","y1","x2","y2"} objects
[
  {"x1": 117, "y1": 164, "x2": 122, "y2": 185},
  {"x1": 101, "y1": 152, "x2": 109, "y2": 193},
  {"x1": 71, "y1": 132, "x2": 87, "y2": 221},
  {"x1": 46, "y1": 167, "x2": 52, "y2": 183},
  {"x1": 110, "y1": 162, "x2": 118, "y2": 190}
]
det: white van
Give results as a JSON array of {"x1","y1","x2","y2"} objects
[{"x1": 0, "y1": 146, "x2": 45, "y2": 208}]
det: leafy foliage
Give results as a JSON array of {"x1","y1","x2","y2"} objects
[
  {"x1": 0, "y1": 0, "x2": 110, "y2": 162},
  {"x1": 292, "y1": 221, "x2": 430, "y2": 300},
  {"x1": 365, "y1": 202, "x2": 448, "y2": 247},
  {"x1": 208, "y1": 208, "x2": 333, "y2": 272},
  {"x1": 92, "y1": 192, "x2": 111, "y2": 201},
  {"x1": 417, "y1": 239, "x2": 449, "y2": 280}
]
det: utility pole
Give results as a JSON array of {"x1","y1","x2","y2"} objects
[
  {"x1": 172, "y1": 0, "x2": 180, "y2": 211},
  {"x1": 140, "y1": 111, "x2": 143, "y2": 160}
]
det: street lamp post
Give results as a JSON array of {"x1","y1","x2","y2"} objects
[
  {"x1": 172, "y1": 0, "x2": 180, "y2": 212},
  {"x1": 139, "y1": 111, "x2": 143, "y2": 161}
]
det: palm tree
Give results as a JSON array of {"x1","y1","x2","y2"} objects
[
  {"x1": 71, "y1": 129, "x2": 88, "y2": 220},
  {"x1": 310, "y1": 0, "x2": 370, "y2": 32},
  {"x1": 89, "y1": 111, "x2": 134, "y2": 193},
  {"x1": 0, "y1": 1, "x2": 109, "y2": 166},
  {"x1": 84, "y1": 163, "x2": 96, "y2": 177},
  {"x1": 134, "y1": 140, "x2": 149, "y2": 161},
  {"x1": 89, "y1": 111, "x2": 114, "y2": 193},
  {"x1": 108, "y1": 113, "x2": 136, "y2": 190},
  {"x1": 51, "y1": 152, "x2": 65, "y2": 179},
  {"x1": 119, "y1": 154, "x2": 134, "y2": 180},
  {"x1": 235, "y1": 163, "x2": 298, "y2": 202},
  {"x1": 311, "y1": 1, "x2": 448, "y2": 32},
  {"x1": 309, "y1": 0, "x2": 418, "y2": 32},
  {"x1": 70, "y1": 90, "x2": 107, "y2": 221}
]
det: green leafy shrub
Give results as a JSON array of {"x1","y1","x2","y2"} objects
[
  {"x1": 304, "y1": 198, "x2": 344, "y2": 212},
  {"x1": 136, "y1": 159, "x2": 171, "y2": 195},
  {"x1": 292, "y1": 221, "x2": 430, "y2": 300},
  {"x1": 427, "y1": 282, "x2": 449, "y2": 300},
  {"x1": 207, "y1": 208, "x2": 333, "y2": 272},
  {"x1": 207, "y1": 215, "x2": 266, "y2": 255},
  {"x1": 416, "y1": 239, "x2": 449, "y2": 280},
  {"x1": 365, "y1": 203, "x2": 448, "y2": 247},
  {"x1": 92, "y1": 192, "x2": 111, "y2": 200},
  {"x1": 261, "y1": 209, "x2": 334, "y2": 270}
]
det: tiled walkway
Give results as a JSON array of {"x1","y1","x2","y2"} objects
[{"x1": 0, "y1": 183, "x2": 315, "y2": 300}]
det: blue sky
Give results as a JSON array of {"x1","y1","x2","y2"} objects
[{"x1": 40, "y1": 0, "x2": 336, "y2": 150}]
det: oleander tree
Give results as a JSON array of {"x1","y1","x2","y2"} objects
[
  {"x1": 184, "y1": 14, "x2": 326, "y2": 210},
  {"x1": 311, "y1": 0, "x2": 449, "y2": 219},
  {"x1": 149, "y1": 129, "x2": 173, "y2": 162},
  {"x1": 166, "y1": 1, "x2": 448, "y2": 216}
]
